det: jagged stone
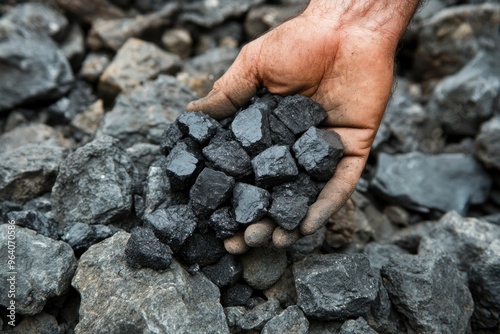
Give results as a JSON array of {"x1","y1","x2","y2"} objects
[
  {"x1": 232, "y1": 183, "x2": 270, "y2": 224},
  {"x1": 272, "y1": 94, "x2": 327, "y2": 135},
  {"x1": 268, "y1": 196, "x2": 309, "y2": 230},
  {"x1": 252, "y1": 145, "x2": 298, "y2": 187}
]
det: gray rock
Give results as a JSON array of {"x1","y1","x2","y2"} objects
[
  {"x1": 125, "y1": 143, "x2": 161, "y2": 185},
  {"x1": 262, "y1": 305, "x2": 309, "y2": 334},
  {"x1": 475, "y1": 115, "x2": 500, "y2": 170},
  {"x1": 268, "y1": 195, "x2": 309, "y2": 230},
  {"x1": 381, "y1": 252, "x2": 474, "y2": 334},
  {"x1": 231, "y1": 102, "x2": 272, "y2": 155},
  {"x1": 178, "y1": 111, "x2": 220, "y2": 144},
  {"x1": 252, "y1": 145, "x2": 299, "y2": 187},
  {"x1": 99, "y1": 38, "x2": 181, "y2": 98},
  {"x1": 160, "y1": 121, "x2": 184, "y2": 155},
  {"x1": 272, "y1": 172, "x2": 320, "y2": 205},
  {"x1": 414, "y1": 3, "x2": 500, "y2": 80},
  {"x1": 72, "y1": 231, "x2": 229, "y2": 334},
  {"x1": 164, "y1": 139, "x2": 204, "y2": 191},
  {"x1": 0, "y1": 32, "x2": 74, "y2": 112},
  {"x1": 0, "y1": 143, "x2": 67, "y2": 201},
  {"x1": 429, "y1": 52, "x2": 500, "y2": 136},
  {"x1": 293, "y1": 127, "x2": 344, "y2": 181},
  {"x1": 125, "y1": 227, "x2": 173, "y2": 270},
  {"x1": 52, "y1": 136, "x2": 137, "y2": 227},
  {"x1": 201, "y1": 254, "x2": 242, "y2": 288},
  {"x1": 190, "y1": 168, "x2": 235, "y2": 218},
  {"x1": 80, "y1": 52, "x2": 111, "y2": 83},
  {"x1": 70, "y1": 99, "x2": 105, "y2": 140},
  {"x1": 61, "y1": 222, "x2": 118, "y2": 256},
  {"x1": 0, "y1": 225, "x2": 77, "y2": 315},
  {"x1": 221, "y1": 283, "x2": 253, "y2": 307},
  {"x1": 371, "y1": 152, "x2": 492, "y2": 214},
  {"x1": 47, "y1": 80, "x2": 96, "y2": 124},
  {"x1": 4, "y1": 210, "x2": 59, "y2": 240},
  {"x1": 162, "y1": 27, "x2": 192, "y2": 59},
  {"x1": 56, "y1": 0, "x2": 125, "y2": 23},
  {"x1": 340, "y1": 317, "x2": 378, "y2": 334},
  {"x1": 263, "y1": 267, "x2": 298, "y2": 307},
  {"x1": 269, "y1": 113, "x2": 296, "y2": 146},
  {"x1": 177, "y1": 232, "x2": 226, "y2": 266},
  {"x1": 0, "y1": 123, "x2": 69, "y2": 154},
  {"x1": 225, "y1": 298, "x2": 281, "y2": 331},
  {"x1": 98, "y1": 75, "x2": 196, "y2": 148},
  {"x1": 209, "y1": 206, "x2": 240, "y2": 239},
  {"x1": 60, "y1": 22, "x2": 85, "y2": 69},
  {"x1": 364, "y1": 242, "x2": 408, "y2": 275},
  {"x1": 12, "y1": 312, "x2": 63, "y2": 334},
  {"x1": 240, "y1": 247, "x2": 287, "y2": 290},
  {"x1": 232, "y1": 183, "x2": 270, "y2": 224},
  {"x1": 273, "y1": 94, "x2": 327, "y2": 135},
  {"x1": 419, "y1": 211, "x2": 500, "y2": 271},
  {"x1": 143, "y1": 205, "x2": 197, "y2": 250},
  {"x1": 293, "y1": 253, "x2": 378, "y2": 320},
  {"x1": 287, "y1": 227, "x2": 326, "y2": 263},
  {"x1": 469, "y1": 239, "x2": 500, "y2": 329},
  {"x1": 202, "y1": 139, "x2": 253, "y2": 178}
]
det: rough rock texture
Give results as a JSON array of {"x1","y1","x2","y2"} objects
[
  {"x1": 160, "y1": 122, "x2": 184, "y2": 155},
  {"x1": 80, "y1": 52, "x2": 111, "y2": 82},
  {"x1": 252, "y1": 145, "x2": 299, "y2": 187},
  {"x1": 269, "y1": 113, "x2": 296, "y2": 146},
  {"x1": 201, "y1": 254, "x2": 242, "y2": 288},
  {"x1": 293, "y1": 254, "x2": 379, "y2": 320},
  {"x1": 125, "y1": 143, "x2": 161, "y2": 184},
  {"x1": 202, "y1": 139, "x2": 253, "y2": 178},
  {"x1": 4, "y1": 210, "x2": 59, "y2": 240},
  {"x1": 231, "y1": 103, "x2": 272, "y2": 155},
  {"x1": 232, "y1": 183, "x2": 270, "y2": 224},
  {"x1": 125, "y1": 227, "x2": 173, "y2": 270},
  {"x1": 190, "y1": 168, "x2": 235, "y2": 218},
  {"x1": 272, "y1": 173, "x2": 320, "y2": 205},
  {"x1": 61, "y1": 222, "x2": 118, "y2": 256},
  {"x1": 99, "y1": 38, "x2": 181, "y2": 97},
  {"x1": 47, "y1": 80, "x2": 96, "y2": 124},
  {"x1": 293, "y1": 127, "x2": 344, "y2": 181},
  {"x1": 221, "y1": 283, "x2": 253, "y2": 307},
  {"x1": 0, "y1": 123, "x2": 68, "y2": 153},
  {"x1": 72, "y1": 232, "x2": 229, "y2": 334},
  {"x1": 475, "y1": 115, "x2": 500, "y2": 170},
  {"x1": 162, "y1": 27, "x2": 192, "y2": 59},
  {"x1": 52, "y1": 136, "x2": 137, "y2": 227},
  {"x1": 0, "y1": 143, "x2": 67, "y2": 201},
  {"x1": 340, "y1": 317, "x2": 378, "y2": 334},
  {"x1": 381, "y1": 252, "x2": 474, "y2": 334},
  {"x1": 0, "y1": 225, "x2": 77, "y2": 315},
  {"x1": 371, "y1": 152, "x2": 492, "y2": 214},
  {"x1": 240, "y1": 247, "x2": 287, "y2": 290},
  {"x1": 261, "y1": 305, "x2": 309, "y2": 334},
  {"x1": 98, "y1": 75, "x2": 196, "y2": 148},
  {"x1": 177, "y1": 232, "x2": 226, "y2": 266},
  {"x1": 12, "y1": 312, "x2": 64, "y2": 334},
  {"x1": 209, "y1": 207, "x2": 240, "y2": 239},
  {"x1": 268, "y1": 195, "x2": 309, "y2": 230},
  {"x1": 225, "y1": 298, "x2": 281, "y2": 331},
  {"x1": 178, "y1": 111, "x2": 219, "y2": 144},
  {"x1": 273, "y1": 94, "x2": 327, "y2": 135},
  {"x1": 163, "y1": 140, "x2": 204, "y2": 191}
]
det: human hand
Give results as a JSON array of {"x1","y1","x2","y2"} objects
[{"x1": 187, "y1": 0, "x2": 420, "y2": 252}]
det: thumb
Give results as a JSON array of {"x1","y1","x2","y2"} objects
[{"x1": 187, "y1": 45, "x2": 260, "y2": 119}]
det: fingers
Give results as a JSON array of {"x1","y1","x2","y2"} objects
[
  {"x1": 224, "y1": 231, "x2": 250, "y2": 255},
  {"x1": 244, "y1": 218, "x2": 275, "y2": 247},
  {"x1": 273, "y1": 227, "x2": 300, "y2": 248},
  {"x1": 186, "y1": 45, "x2": 260, "y2": 119},
  {"x1": 300, "y1": 155, "x2": 366, "y2": 235}
]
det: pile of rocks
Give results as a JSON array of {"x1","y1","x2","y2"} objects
[{"x1": 0, "y1": 0, "x2": 500, "y2": 333}]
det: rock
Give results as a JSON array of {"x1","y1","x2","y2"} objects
[
  {"x1": 125, "y1": 143, "x2": 161, "y2": 184},
  {"x1": 262, "y1": 305, "x2": 309, "y2": 334},
  {"x1": 0, "y1": 3, "x2": 68, "y2": 40},
  {"x1": 340, "y1": 317, "x2": 378, "y2": 334},
  {"x1": 287, "y1": 227, "x2": 326, "y2": 263},
  {"x1": 371, "y1": 152, "x2": 492, "y2": 214},
  {"x1": 125, "y1": 227, "x2": 173, "y2": 270},
  {"x1": 364, "y1": 242, "x2": 408, "y2": 275},
  {"x1": 177, "y1": 111, "x2": 219, "y2": 144},
  {"x1": 0, "y1": 32, "x2": 74, "y2": 112},
  {"x1": 418, "y1": 211, "x2": 500, "y2": 271},
  {"x1": 252, "y1": 145, "x2": 299, "y2": 187},
  {"x1": 98, "y1": 75, "x2": 196, "y2": 148},
  {"x1": 80, "y1": 52, "x2": 111, "y2": 82},
  {"x1": 0, "y1": 143, "x2": 67, "y2": 201},
  {"x1": 164, "y1": 140, "x2": 204, "y2": 191},
  {"x1": 160, "y1": 121, "x2": 184, "y2": 155},
  {"x1": 162, "y1": 28, "x2": 192, "y2": 59},
  {"x1": 87, "y1": 3, "x2": 178, "y2": 51},
  {"x1": 381, "y1": 252, "x2": 474, "y2": 334},
  {"x1": 231, "y1": 103, "x2": 272, "y2": 155},
  {"x1": 308, "y1": 321, "x2": 344, "y2": 334},
  {"x1": 55, "y1": 0, "x2": 125, "y2": 23},
  {"x1": 428, "y1": 52, "x2": 500, "y2": 136},
  {"x1": 469, "y1": 240, "x2": 500, "y2": 329},
  {"x1": 72, "y1": 231, "x2": 229, "y2": 334},
  {"x1": 47, "y1": 80, "x2": 96, "y2": 124},
  {"x1": 70, "y1": 99, "x2": 105, "y2": 140},
  {"x1": 232, "y1": 183, "x2": 270, "y2": 224},
  {"x1": 226, "y1": 298, "x2": 281, "y2": 331},
  {"x1": 221, "y1": 283, "x2": 253, "y2": 307},
  {"x1": 4, "y1": 210, "x2": 59, "y2": 240},
  {"x1": 268, "y1": 196, "x2": 309, "y2": 231},
  {"x1": 60, "y1": 22, "x2": 85, "y2": 69},
  {"x1": 272, "y1": 173, "x2": 320, "y2": 205},
  {"x1": 475, "y1": 115, "x2": 500, "y2": 170},
  {"x1": 202, "y1": 139, "x2": 252, "y2": 178},
  {"x1": 209, "y1": 207, "x2": 240, "y2": 239},
  {"x1": 293, "y1": 127, "x2": 344, "y2": 181},
  {"x1": 0, "y1": 225, "x2": 77, "y2": 315},
  {"x1": 143, "y1": 205, "x2": 197, "y2": 250},
  {"x1": 240, "y1": 247, "x2": 287, "y2": 290},
  {"x1": 190, "y1": 168, "x2": 235, "y2": 218},
  {"x1": 52, "y1": 136, "x2": 137, "y2": 227},
  {"x1": 201, "y1": 254, "x2": 242, "y2": 288},
  {"x1": 61, "y1": 222, "x2": 118, "y2": 256},
  {"x1": 0, "y1": 123, "x2": 69, "y2": 153},
  {"x1": 414, "y1": 3, "x2": 500, "y2": 80},
  {"x1": 273, "y1": 95, "x2": 327, "y2": 135},
  {"x1": 245, "y1": 4, "x2": 304, "y2": 38},
  {"x1": 179, "y1": 0, "x2": 264, "y2": 28},
  {"x1": 12, "y1": 312, "x2": 63, "y2": 334},
  {"x1": 263, "y1": 267, "x2": 298, "y2": 307},
  {"x1": 269, "y1": 114, "x2": 296, "y2": 146},
  {"x1": 99, "y1": 38, "x2": 181, "y2": 98},
  {"x1": 177, "y1": 232, "x2": 226, "y2": 267},
  {"x1": 383, "y1": 205, "x2": 410, "y2": 226},
  {"x1": 293, "y1": 253, "x2": 378, "y2": 320}
]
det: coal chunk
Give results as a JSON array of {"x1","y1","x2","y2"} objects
[
  {"x1": 268, "y1": 196, "x2": 309, "y2": 231},
  {"x1": 164, "y1": 140, "x2": 204, "y2": 191},
  {"x1": 201, "y1": 254, "x2": 242, "y2": 288},
  {"x1": 272, "y1": 94, "x2": 327, "y2": 135},
  {"x1": 160, "y1": 121, "x2": 184, "y2": 155},
  {"x1": 177, "y1": 111, "x2": 219, "y2": 144},
  {"x1": 252, "y1": 145, "x2": 299, "y2": 187},
  {"x1": 5, "y1": 210, "x2": 59, "y2": 240},
  {"x1": 231, "y1": 103, "x2": 272, "y2": 155},
  {"x1": 143, "y1": 205, "x2": 197, "y2": 250},
  {"x1": 209, "y1": 207, "x2": 240, "y2": 239},
  {"x1": 177, "y1": 232, "x2": 226, "y2": 266},
  {"x1": 293, "y1": 127, "x2": 344, "y2": 181},
  {"x1": 222, "y1": 283, "x2": 254, "y2": 307},
  {"x1": 232, "y1": 183, "x2": 270, "y2": 224},
  {"x1": 125, "y1": 227, "x2": 173, "y2": 270},
  {"x1": 61, "y1": 222, "x2": 118, "y2": 256},
  {"x1": 190, "y1": 168, "x2": 235, "y2": 218},
  {"x1": 202, "y1": 140, "x2": 252, "y2": 178},
  {"x1": 269, "y1": 114, "x2": 296, "y2": 146},
  {"x1": 272, "y1": 173, "x2": 320, "y2": 205}
]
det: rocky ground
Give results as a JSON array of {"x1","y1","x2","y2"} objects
[{"x1": 0, "y1": 0, "x2": 500, "y2": 333}]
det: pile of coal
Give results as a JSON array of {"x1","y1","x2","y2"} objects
[{"x1": 126, "y1": 93, "x2": 343, "y2": 269}]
